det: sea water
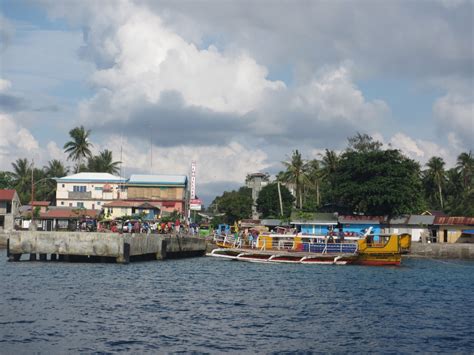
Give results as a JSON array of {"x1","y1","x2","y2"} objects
[{"x1": 0, "y1": 249, "x2": 473, "y2": 353}]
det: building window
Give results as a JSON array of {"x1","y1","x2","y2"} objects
[
  {"x1": 95, "y1": 187, "x2": 103, "y2": 191},
  {"x1": 73, "y1": 186, "x2": 87, "y2": 192},
  {"x1": 61, "y1": 201, "x2": 64, "y2": 206},
  {"x1": 97, "y1": 202, "x2": 101, "y2": 205},
  {"x1": 62, "y1": 184, "x2": 65, "y2": 188},
  {"x1": 77, "y1": 202, "x2": 84, "y2": 208},
  {"x1": 69, "y1": 203, "x2": 72, "y2": 207}
]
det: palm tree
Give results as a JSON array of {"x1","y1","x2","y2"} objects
[
  {"x1": 456, "y1": 151, "x2": 473, "y2": 191},
  {"x1": 87, "y1": 149, "x2": 121, "y2": 174},
  {"x1": 281, "y1": 150, "x2": 307, "y2": 209},
  {"x1": 42, "y1": 160, "x2": 69, "y2": 202},
  {"x1": 45, "y1": 159, "x2": 69, "y2": 179},
  {"x1": 63, "y1": 126, "x2": 93, "y2": 168},
  {"x1": 305, "y1": 159, "x2": 322, "y2": 207},
  {"x1": 11, "y1": 158, "x2": 32, "y2": 204},
  {"x1": 426, "y1": 156, "x2": 446, "y2": 209}
]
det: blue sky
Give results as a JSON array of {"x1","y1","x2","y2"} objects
[{"x1": 0, "y1": 0, "x2": 472, "y2": 205}]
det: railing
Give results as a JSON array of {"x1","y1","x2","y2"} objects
[{"x1": 68, "y1": 191, "x2": 92, "y2": 199}]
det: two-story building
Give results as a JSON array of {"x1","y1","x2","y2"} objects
[
  {"x1": 55, "y1": 172, "x2": 127, "y2": 210},
  {"x1": 103, "y1": 174, "x2": 188, "y2": 219},
  {"x1": 0, "y1": 189, "x2": 21, "y2": 231}
]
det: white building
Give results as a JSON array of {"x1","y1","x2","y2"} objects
[{"x1": 55, "y1": 172, "x2": 127, "y2": 210}]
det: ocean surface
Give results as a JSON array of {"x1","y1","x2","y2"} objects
[{"x1": 0, "y1": 249, "x2": 473, "y2": 353}]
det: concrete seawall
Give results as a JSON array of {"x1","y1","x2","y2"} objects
[
  {"x1": 409, "y1": 243, "x2": 474, "y2": 259},
  {"x1": 6, "y1": 231, "x2": 206, "y2": 263}
]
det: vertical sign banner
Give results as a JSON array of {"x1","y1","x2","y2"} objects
[{"x1": 191, "y1": 161, "x2": 196, "y2": 200}]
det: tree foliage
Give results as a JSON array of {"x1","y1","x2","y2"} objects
[
  {"x1": 87, "y1": 149, "x2": 121, "y2": 174},
  {"x1": 63, "y1": 125, "x2": 93, "y2": 169},
  {"x1": 256, "y1": 182, "x2": 294, "y2": 218},
  {"x1": 332, "y1": 149, "x2": 425, "y2": 216},
  {"x1": 209, "y1": 187, "x2": 252, "y2": 224}
]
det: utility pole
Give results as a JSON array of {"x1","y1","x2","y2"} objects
[{"x1": 277, "y1": 181, "x2": 284, "y2": 216}]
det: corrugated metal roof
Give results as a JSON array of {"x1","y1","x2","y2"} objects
[
  {"x1": 407, "y1": 215, "x2": 435, "y2": 225},
  {"x1": 56, "y1": 172, "x2": 125, "y2": 182},
  {"x1": 40, "y1": 207, "x2": 100, "y2": 219},
  {"x1": 388, "y1": 215, "x2": 409, "y2": 224},
  {"x1": 0, "y1": 189, "x2": 17, "y2": 201},
  {"x1": 338, "y1": 215, "x2": 384, "y2": 224},
  {"x1": 260, "y1": 219, "x2": 282, "y2": 226},
  {"x1": 434, "y1": 216, "x2": 474, "y2": 225},
  {"x1": 128, "y1": 174, "x2": 187, "y2": 185}
]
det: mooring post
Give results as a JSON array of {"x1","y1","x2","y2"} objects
[
  {"x1": 156, "y1": 238, "x2": 167, "y2": 260},
  {"x1": 6, "y1": 238, "x2": 10, "y2": 258},
  {"x1": 117, "y1": 242, "x2": 130, "y2": 264}
]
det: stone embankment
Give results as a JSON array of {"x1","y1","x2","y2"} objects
[
  {"x1": 5, "y1": 231, "x2": 206, "y2": 263},
  {"x1": 409, "y1": 243, "x2": 474, "y2": 260}
]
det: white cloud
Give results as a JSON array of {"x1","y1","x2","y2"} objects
[
  {"x1": 434, "y1": 90, "x2": 474, "y2": 150},
  {"x1": 74, "y1": 0, "x2": 284, "y2": 122},
  {"x1": 388, "y1": 132, "x2": 457, "y2": 167},
  {"x1": 100, "y1": 135, "x2": 269, "y2": 184},
  {"x1": 0, "y1": 78, "x2": 11, "y2": 92},
  {"x1": 292, "y1": 65, "x2": 389, "y2": 125}
]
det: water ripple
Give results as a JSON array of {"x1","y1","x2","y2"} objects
[{"x1": 0, "y1": 250, "x2": 473, "y2": 352}]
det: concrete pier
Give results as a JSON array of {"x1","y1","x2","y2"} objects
[
  {"x1": 409, "y1": 243, "x2": 474, "y2": 259},
  {"x1": 6, "y1": 231, "x2": 206, "y2": 263}
]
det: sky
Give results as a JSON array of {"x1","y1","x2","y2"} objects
[{"x1": 0, "y1": 0, "x2": 473, "y2": 206}]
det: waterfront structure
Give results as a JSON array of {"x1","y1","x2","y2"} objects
[
  {"x1": 55, "y1": 172, "x2": 127, "y2": 210},
  {"x1": 291, "y1": 212, "x2": 338, "y2": 235},
  {"x1": 102, "y1": 200, "x2": 161, "y2": 219},
  {"x1": 125, "y1": 174, "x2": 188, "y2": 215},
  {"x1": 338, "y1": 215, "x2": 383, "y2": 236},
  {"x1": 434, "y1": 216, "x2": 474, "y2": 243},
  {"x1": 40, "y1": 207, "x2": 100, "y2": 231},
  {"x1": 385, "y1": 215, "x2": 435, "y2": 242},
  {"x1": 246, "y1": 173, "x2": 269, "y2": 219},
  {"x1": 0, "y1": 189, "x2": 21, "y2": 232}
]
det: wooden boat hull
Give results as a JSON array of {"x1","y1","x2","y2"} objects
[{"x1": 207, "y1": 248, "x2": 357, "y2": 265}]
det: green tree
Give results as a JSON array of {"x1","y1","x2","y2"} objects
[
  {"x1": 456, "y1": 151, "x2": 473, "y2": 192},
  {"x1": 87, "y1": 149, "x2": 121, "y2": 174},
  {"x1": 256, "y1": 182, "x2": 294, "y2": 218},
  {"x1": 281, "y1": 150, "x2": 307, "y2": 209},
  {"x1": 332, "y1": 149, "x2": 425, "y2": 216},
  {"x1": 42, "y1": 160, "x2": 69, "y2": 202},
  {"x1": 347, "y1": 132, "x2": 383, "y2": 153},
  {"x1": 209, "y1": 187, "x2": 252, "y2": 224},
  {"x1": 425, "y1": 156, "x2": 446, "y2": 209},
  {"x1": 11, "y1": 158, "x2": 33, "y2": 204},
  {"x1": 304, "y1": 159, "x2": 322, "y2": 208},
  {"x1": 0, "y1": 171, "x2": 14, "y2": 189},
  {"x1": 63, "y1": 126, "x2": 93, "y2": 169}
]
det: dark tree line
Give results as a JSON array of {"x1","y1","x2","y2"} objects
[{"x1": 209, "y1": 133, "x2": 474, "y2": 223}]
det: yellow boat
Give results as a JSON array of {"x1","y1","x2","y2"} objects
[{"x1": 210, "y1": 232, "x2": 406, "y2": 266}]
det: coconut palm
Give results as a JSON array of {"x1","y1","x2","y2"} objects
[
  {"x1": 281, "y1": 150, "x2": 307, "y2": 209},
  {"x1": 426, "y1": 156, "x2": 446, "y2": 209},
  {"x1": 10, "y1": 158, "x2": 32, "y2": 204},
  {"x1": 456, "y1": 151, "x2": 473, "y2": 191},
  {"x1": 87, "y1": 149, "x2": 121, "y2": 174},
  {"x1": 63, "y1": 126, "x2": 93, "y2": 168},
  {"x1": 305, "y1": 159, "x2": 322, "y2": 207},
  {"x1": 45, "y1": 159, "x2": 69, "y2": 179}
]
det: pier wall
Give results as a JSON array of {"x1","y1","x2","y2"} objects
[
  {"x1": 6, "y1": 231, "x2": 206, "y2": 263},
  {"x1": 0, "y1": 232, "x2": 7, "y2": 248},
  {"x1": 410, "y1": 243, "x2": 474, "y2": 259}
]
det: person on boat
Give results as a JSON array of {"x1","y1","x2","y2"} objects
[{"x1": 338, "y1": 228, "x2": 345, "y2": 242}]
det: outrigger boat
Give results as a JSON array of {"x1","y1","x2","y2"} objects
[{"x1": 208, "y1": 232, "x2": 408, "y2": 266}]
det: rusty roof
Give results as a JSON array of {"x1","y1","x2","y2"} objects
[
  {"x1": 0, "y1": 189, "x2": 17, "y2": 201},
  {"x1": 434, "y1": 216, "x2": 474, "y2": 225},
  {"x1": 40, "y1": 208, "x2": 100, "y2": 219},
  {"x1": 338, "y1": 215, "x2": 385, "y2": 224}
]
